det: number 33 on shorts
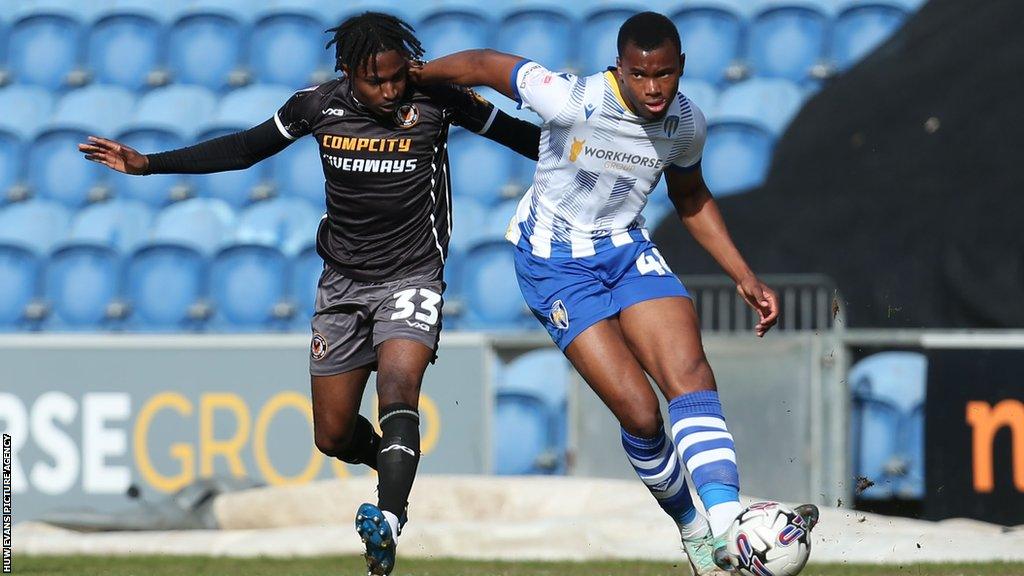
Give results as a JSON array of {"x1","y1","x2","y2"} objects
[
  {"x1": 389, "y1": 288, "x2": 442, "y2": 330},
  {"x1": 635, "y1": 248, "x2": 671, "y2": 276}
]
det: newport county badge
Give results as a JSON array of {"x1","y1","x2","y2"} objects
[
  {"x1": 395, "y1": 103, "x2": 419, "y2": 128},
  {"x1": 310, "y1": 332, "x2": 328, "y2": 360},
  {"x1": 550, "y1": 300, "x2": 570, "y2": 331}
]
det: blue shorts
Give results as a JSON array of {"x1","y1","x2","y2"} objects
[{"x1": 514, "y1": 239, "x2": 691, "y2": 351}]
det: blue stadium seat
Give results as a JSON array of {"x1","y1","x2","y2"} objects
[
  {"x1": 0, "y1": 86, "x2": 54, "y2": 140},
  {"x1": 110, "y1": 128, "x2": 189, "y2": 207},
  {"x1": 580, "y1": 6, "x2": 644, "y2": 75},
  {"x1": 167, "y1": 4, "x2": 247, "y2": 91},
  {"x1": 716, "y1": 78, "x2": 805, "y2": 134},
  {"x1": 196, "y1": 85, "x2": 292, "y2": 207},
  {"x1": 69, "y1": 199, "x2": 154, "y2": 253},
  {"x1": 8, "y1": 6, "x2": 84, "y2": 90},
  {"x1": 0, "y1": 132, "x2": 21, "y2": 202},
  {"x1": 87, "y1": 5, "x2": 164, "y2": 91},
  {"x1": 125, "y1": 241, "x2": 208, "y2": 331},
  {"x1": 44, "y1": 242, "x2": 122, "y2": 330},
  {"x1": 31, "y1": 86, "x2": 136, "y2": 207},
  {"x1": 831, "y1": 3, "x2": 908, "y2": 71},
  {"x1": 289, "y1": 243, "x2": 321, "y2": 330},
  {"x1": 133, "y1": 85, "x2": 219, "y2": 140},
  {"x1": 748, "y1": 2, "x2": 829, "y2": 83},
  {"x1": 670, "y1": 1, "x2": 748, "y2": 84},
  {"x1": 679, "y1": 79, "x2": 719, "y2": 115},
  {"x1": 236, "y1": 197, "x2": 322, "y2": 256},
  {"x1": 209, "y1": 243, "x2": 291, "y2": 331},
  {"x1": 494, "y1": 392, "x2": 551, "y2": 475},
  {"x1": 270, "y1": 137, "x2": 325, "y2": 207},
  {"x1": 501, "y1": 347, "x2": 572, "y2": 469},
  {"x1": 417, "y1": 4, "x2": 492, "y2": 61},
  {"x1": 485, "y1": 198, "x2": 520, "y2": 243},
  {"x1": 249, "y1": 7, "x2": 330, "y2": 87},
  {"x1": 0, "y1": 245, "x2": 41, "y2": 331},
  {"x1": 496, "y1": 7, "x2": 574, "y2": 72},
  {"x1": 152, "y1": 198, "x2": 237, "y2": 256},
  {"x1": 849, "y1": 351, "x2": 928, "y2": 499},
  {"x1": 460, "y1": 240, "x2": 531, "y2": 329},
  {"x1": 448, "y1": 198, "x2": 488, "y2": 283},
  {"x1": 0, "y1": 199, "x2": 71, "y2": 254},
  {"x1": 448, "y1": 127, "x2": 516, "y2": 206},
  {"x1": 702, "y1": 121, "x2": 774, "y2": 195}
]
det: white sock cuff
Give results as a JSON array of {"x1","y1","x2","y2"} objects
[{"x1": 382, "y1": 510, "x2": 401, "y2": 541}]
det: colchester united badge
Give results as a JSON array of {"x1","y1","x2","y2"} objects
[
  {"x1": 395, "y1": 103, "x2": 419, "y2": 128},
  {"x1": 550, "y1": 300, "x2": 570, "y2": 331}
]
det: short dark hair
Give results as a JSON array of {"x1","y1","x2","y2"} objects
[
  {"x1": 617, "y1": 11, "x2": 681, "y2": 55},
  {"x1": 325, "y1": 11, "x2": 425, "y2": 75}
]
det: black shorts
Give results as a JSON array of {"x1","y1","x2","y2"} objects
[{"x1": 309, "y1": 265, "x2": 444, "y2": 376}]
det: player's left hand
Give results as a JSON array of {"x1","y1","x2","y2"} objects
[
  {"x1": 736, "y1": 276, "x2": 779, "y2": 337},
  {"x1": 406, "y1": 59, "x2": 424, "y2": 84}
]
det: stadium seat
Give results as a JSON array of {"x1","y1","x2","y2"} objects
[
  {"x1": 209, "y1": 243, "x2": 291, "y2": 331},
  {"x1": 447, "y1": 198, "x2": 487, "y2": 295},
  {"x1": 716, "y1": 78, "x2": 805, "y2": 134},
  {"x1": 8, "y1": 7, "x2": 84, "y2": 90},
  {"x1": 289, "y1": 242, "x2": 321, "y2": 330},
  {"x1": 110, "y1": 128, "x2": 189, "y2": 207},
  {"x1": 448, "y1": 127, "x2": 516, "y2": 206},
  {"x1": 53, "y1": 84, "x2": 136, "y2": 134},
  {"x1": 133, "y1": 85, "x2": 219, "y2": 140},
  {"x1": 670, "y1": 1, "x2": 748, "y2": 84},
  {"x1": 460, "y1": 240, "x2": 532, "y2": 329},
  {"x1": 69, "y1": 199, "x2": 154, "y2": 253},
  {"x1": 236, "y1": 197, "x2": 322, "y2": 256},
  {"x1": 44, "y1": 242, "x2": 122, "y2": 330},
  {"x1": 679, "y1": 79, "x2": 719, "y2": 115},
  {"x1": 702, "y1": 121, "x2": 774, "y2": 195},
  {"x1": 849, "y1": 351, "x2": 928, "y2": 499},
  {"x1": 87, "y1": 5, "x2": 164, "y2": 91},
  {"x1": 485, "y1": 198, "x2": 520, "y2": 243},
  {"x1": 747, "y1": 2, "x2": 830, "y2": 83},
  {"x1": 0, "y1": 245, "x2": 41, "y2": 331},
  {"x1": 579, "y1": 6, "x2": 646, "y2": 75},
  {"x1": 417, "y1": 4, "x2": 492, "y2": 62},
  {"x1": 152, "y1": 198, "x2": 237, "y2": 256},
  {"x1": 493, "y1": 392, "x2": 552, "y2": 475},
  {"x1": 0, "y1": 199, "x2": 71, "y2": 254},
  {"x1": 0, "y1": 133, "x2": 20, "y2": 202},
  {"x1": 831, "y1": 3, "x2": 908, "y2": 71},
  {"x1": 125, "y1": 241, "x2": 208, "y2": 331},
  {"x1": 167, "y1": 4, "x2": 247, "y2": 91},
  {"x1": 496, "y1": 7, "x2": 574, "y2": 72},
  {"x1": 196, "y1": 85, "x2": 293, "y2": 208},
  {"x1": 270, "y1": 137, "x2": 326, "y2": 207},
  {"x1": 0, "y1": 86, "x2": 54, "y2": 140},
  {"x1": 249, "y1": 7, "x2": 330, "y2": 87},
  {"x1": 501, "y1": 348, "x2": 572, "y2": 470}
]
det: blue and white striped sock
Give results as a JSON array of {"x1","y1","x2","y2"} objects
[
  {"x1": 621, "y1": 428, "x2": 706, "y2": 538},
  {"x1": 669, "y1": 390, "x2": 742, "y2": 538}
]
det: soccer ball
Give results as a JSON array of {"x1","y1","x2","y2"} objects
[{"x1": 726, "y1": 501, "x2": 811, "y2": 576}]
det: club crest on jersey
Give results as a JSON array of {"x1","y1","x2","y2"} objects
[
  {"x1": 395, "y1": 103, "x2": 419, "y2": 128},
  {"x1": 310, "y1": 332, "x2": 328, "y2": 360},
  {"x1": 569, "y1": 138, "x2": 585, "y2": 162},
  {"x1": 664, "y1": 115, "x2": 679, "y2": 137},
  {"x1": 550, "y1": 300, "x2": 570, "y2": 330}
]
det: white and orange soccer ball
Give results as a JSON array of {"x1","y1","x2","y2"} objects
[{"x1": 726, "y1": 502, "x2": 812, "y2": 576}]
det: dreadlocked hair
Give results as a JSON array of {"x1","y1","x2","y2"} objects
[{"x1": 325, "y1": 11, "x2": 424, "y2": 76}]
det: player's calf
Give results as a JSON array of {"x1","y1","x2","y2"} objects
[{"x1": 314, "y1": 414, "x2": 381, "y2": 470}]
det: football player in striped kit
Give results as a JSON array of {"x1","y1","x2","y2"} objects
[{"x1": 412, "y1": 11, "x2": 817, "y2": 574}]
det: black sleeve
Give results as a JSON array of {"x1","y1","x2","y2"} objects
[
  {"x1": 432, "y1": 84, "x2": 542, "y2": 161},
  {"x1": 145, "y1": 86, "x2": 324, "y2": 175},
  {"x1": 145, "y1": 119, "x2": 291, "y2": 174}
]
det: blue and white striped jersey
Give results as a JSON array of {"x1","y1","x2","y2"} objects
[{"x1": 507, "y1": 60, "x2": 706, "y2": 258}]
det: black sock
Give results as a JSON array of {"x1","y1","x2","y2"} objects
[
  {"x1": 338, "y1": 415, "x2": 380, "y2": 470},
  {"x1": 376, "y1": 403, "x2": 420, "y2": 519}
]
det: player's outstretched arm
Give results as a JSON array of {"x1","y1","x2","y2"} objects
[
  {"x1": 666, "y1": 168, "x2": 780, "y2": 337},
  {"x1": 412, "y1": 49, "x2": 525, "y2": 102},
  {"x1": 77, "y1": 118, "x2": 293, "y2": 176}
]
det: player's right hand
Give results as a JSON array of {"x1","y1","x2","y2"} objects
[{"x1": 78, "y1": 136, "x2": 149, "y2": 175}]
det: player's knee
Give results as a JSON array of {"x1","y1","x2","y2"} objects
[
  {"x1": 314, "y1": 427, "x2": 353, "y2": 458},
  {"x1": 376, "y1": 371, "x2": 422, "y2": 406},
  {"x1": 667, "y1": 356, "x2": 716, "y2": 395},
  {"x1": 618, "y1": 406, "x2": 663, "y2": 439}
]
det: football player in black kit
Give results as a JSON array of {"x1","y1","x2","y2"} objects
[{"x1": 79, "y1": 12, "x2": 540, "y2": 576}]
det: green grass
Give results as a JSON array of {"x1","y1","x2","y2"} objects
[{"x1": 12, "y1": 556, "x2": 1024, "y2": 576}]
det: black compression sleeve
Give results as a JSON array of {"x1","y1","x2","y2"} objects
[
  {"x1": 480, "y1": 110, "x2": 541, "y2": 161},
  {"x1": 144, "y1": 118, "x2": 292, "y2": 175}
]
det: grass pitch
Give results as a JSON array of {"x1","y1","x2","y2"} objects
[{"x1": 14, "y1": 556, "x2": 1024, "y2": 576}]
